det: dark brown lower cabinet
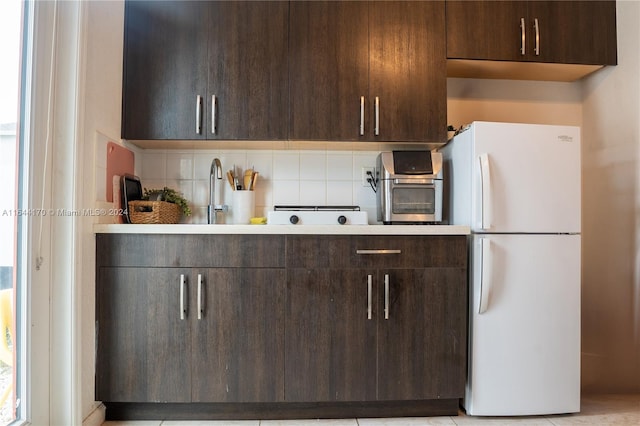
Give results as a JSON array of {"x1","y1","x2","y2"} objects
[
  {"x1": 96, "y1": 267, "x2": 192, "y2": 402},
  {"x1": 377, "y1": 268, "x2": 467, "y2": 401},
  {"x1": 96, "y1": 267, "x2": 284, "y2": 403},
  {"x1": 192, "y1": 268, "x2": 285, "y2": 402},
  {"x1": 286, "y1": 267, "x2": 466, "y2": 403},
  {"x1": 96, "y1": 233, "x2": 467, "y2": 419},
  {"x1": 286, "y1": 269, "x2": 377, "y2": 402}
]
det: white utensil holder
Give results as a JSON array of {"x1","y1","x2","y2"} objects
[{"x1": 232, "y1": 190, "x2": 255, "y2": 224}]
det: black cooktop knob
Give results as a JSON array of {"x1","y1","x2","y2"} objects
[
  {"x1": 289, "y1": 215, "x2": 299, "y2": 224},
  {"x1": 337, "y1": 215, "x2": 347, "y2": 225}
]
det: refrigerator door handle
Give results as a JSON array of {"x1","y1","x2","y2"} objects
[
  {"x1": 479, "y1": 237, "x2": 492, "y2": 314},
  {"x1": 479, "y1": 153, "x2": 493, "y2": 230}
]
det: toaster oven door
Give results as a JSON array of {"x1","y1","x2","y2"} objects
[{"x1": 390, "y1": 180, "x2": 442, "y2": 222}]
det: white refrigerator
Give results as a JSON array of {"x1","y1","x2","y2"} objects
[{"x1": 440, "y1": 121, "x2": 581, "y2": 416}]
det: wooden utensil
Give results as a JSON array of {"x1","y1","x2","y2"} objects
[
  {"x1": 244, "y1": 169, "x2": 253, "y2": 190},
  {"x1": 250, "y1": 171, "x2": 259, "y2": 190},
  {"x1": 226, "y1": 170, "x2": 235, "y2": 190}
]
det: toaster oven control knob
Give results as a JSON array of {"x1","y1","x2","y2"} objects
[
  {"x1": 337, "y1": 215, "x2": 347, "y2": 225},
  {"x1": 289, "y1": 215, "x2": 299, "y2": 224}
]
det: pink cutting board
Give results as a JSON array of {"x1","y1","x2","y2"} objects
[{"x1": 106, "y1": 142, "x2": 135, "y2": 202}]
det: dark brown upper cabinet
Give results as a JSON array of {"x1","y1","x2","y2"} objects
[
  {"x1": 121, "y1": 1, "x2": 289, "y2": 141},
  {"x1": 122, "y1": 1, "x2": 208, "y2": 140},
  {"x1": 288, "y1": 1, "x2": 369, "y2": 142},
  {"x1": 446, "y1": 1, "x2": 617, "y2": 66},
  {"x1": 208, "y1": 1, "x2": 289, "y2": 140},
  {"x1": 289, "y1": 1, "x2": 447, "y2": 143}
]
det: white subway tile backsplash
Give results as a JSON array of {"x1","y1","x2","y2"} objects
[
  {"x1": 166, "y1": 152, "x2": 194, "y2": 180},
  {"x1": 354, "y1": 181, "x2": 377, "y2": 208},
  {"x1": 353, "y1": 152, "x2": 378, "y2": 181},
  {"x1": 219, "y1": 152, "x2": 249, "y2": 177},
  {"x1": 273, "y1": 180, "x2": 300, "y2": 205},
  {"x1": 254, "y1": 205, "x2": 270, "y2": 218},
  {"x1": 300, "y1": 151, "x2": 327, "y2": 181},
  {"x1": 246, "y1": 151, "x2": 273, "y2": 180},
  {"x1": 299, "y1": 180, "x2": 327, "y2": 205},
  {"x1": 220, "y1": 185, "x2": 234, "y2": 210},
  {"x1": 137, "y1": 148, "x2": 383, "y2": 223},
  {"x1": 141, "y1": 152, "x2": 166, "y2": 180},
  {"x1": 253, "y1": 184, "x2": 272, "y2": 210},
  {"x1": 191, "y1": 206, "x2": 208, "y2": 224},
  {"x1": 133, "y1": 153, "x2": 142, "y2": 177},
  {"x1": 193, "y1": 152, "x2": 219, "y2": 180},
  {"x1": 273, "y1": 152, "x2": 300, "y2": 180},
  {"x1": 327, "y1": 153, "x2": 353, "y2": 180},
  {"x1": 362, "y1": 206, "x2": 378, "y2": 224},
  {"x1": 175, "y1": 180, "x2": 193, "y2": 203},
  {"x1": 192, "y1": 180, "x2": 209, "y2": 207},
  {"x1": 164, "y1": 180, "x2": 182, "y2": 195},
  {"x1": 326, "y1": 180, "x2": 353, "y2": 205}
]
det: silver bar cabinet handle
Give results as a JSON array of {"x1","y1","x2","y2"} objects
[
  {"x1": 360, "y1": 96, "x2": 365, "y2": 136},
  {"x1": 534, "y1": 18, "x2": 540, "y2": 56},
  {"x1": 520, "y1": 18, "x2": 526, "y2": 55},
  {"x1": 197, "y1": 273, "x2": 203, "y2": 320},
  {"x1": 384, "y1": 274, "x2": 390, "y2": 320},
  {"x1": 367, "y1": 274, "x2": 373, "y2": 320},
  {"x1": 180, "y1": 274, "x2": 187, "y2": 320},
  {"x1": 374, "y1": 96, "x2": 380, "y2": 136},
  {"x1": 356, "y1": 249, "x2": 402, "y2": 255},
  {"x1": 211, "y1": 95, "x2": 217, "y2": 135},
  {"x1": 195, "y1": 95, "x2": 202, "y2": 134}
]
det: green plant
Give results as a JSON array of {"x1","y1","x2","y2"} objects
[{"x1": 142, "y1": 187, "x2": 192, "y2": 216}]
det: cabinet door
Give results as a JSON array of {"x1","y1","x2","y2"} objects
[
  {"x1": 122, "y1": 1, "x2": 208, "y2": 140},
  {"x1": 289, "y1": 1, "x2": 369, "y2": 141},
  {"x1": 446, "y1": 1, "x2": 527, "y2": 62},
  {"x1": 447, "y1": 0, "x2": 617, "y2": 66},
  {"x1": 285, "y1": 269, "x2": 377, "y2": 401},
  {"x1": 96, "y1": 267, "x2": 192, "y2": 402},
  {"x1": 369, "y1": 1, "x2": 446, "y2": 142},
  {"x1": 192, "y1": 268, "x2": 285, "y2": 402},
  {"x1": 528, "y1": 1, "x2": 617, "y2": 65},
  {"x1": 208, "y1": 1, "x2": 289, "y2": 139},
  {"x1": 377, "y1": 268, "x2": 467, "y2": 400}
]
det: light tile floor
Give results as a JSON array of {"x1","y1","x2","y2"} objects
[{"x1": 102, "y1": 394, "x2": 640, "y2": 426}]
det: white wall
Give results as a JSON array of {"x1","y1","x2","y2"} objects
[
  {"x1": 447, "y1": 78, "x2": 583, "y2": 128},
  {"x1": 79, "y1": 0, "x2": 124, "y2": 423},
  {"x1": 580, "y1": 0, "x2": 640, "y2": 393}
]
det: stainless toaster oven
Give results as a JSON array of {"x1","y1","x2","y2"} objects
[{"x1": 376, "y1": 150, "x2": 443, "y2": 224}]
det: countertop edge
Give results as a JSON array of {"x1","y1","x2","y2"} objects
[{"x1": 93, "y1": 224, "x2": 471, "y2": 236}]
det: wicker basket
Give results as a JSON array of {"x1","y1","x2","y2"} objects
[{"x1": 128, "y1": 200, "x2": 182, "y2": 224}]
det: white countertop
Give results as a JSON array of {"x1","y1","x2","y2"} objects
[{"x1": 93, "y1": 223, "x2": 470, "y2": 235}]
